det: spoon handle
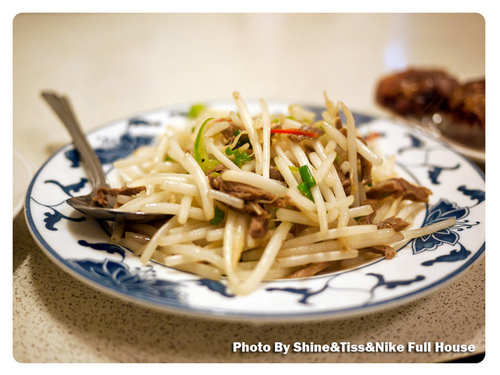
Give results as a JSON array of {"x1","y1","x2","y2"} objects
[{"x1": 41, "y1": 91, "x2": 110, "y2": 191}]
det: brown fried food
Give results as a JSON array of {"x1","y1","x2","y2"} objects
[
  {"x1": 448, "y1": 79, "x2": 485, "y2": 129},
  {"x1": 376, "y1": 68, "x2": 459, "y2": 116}
]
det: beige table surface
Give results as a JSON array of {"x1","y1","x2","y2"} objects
[{"x1": 12, "y1": 13, "x2": 486, "y2": 363}]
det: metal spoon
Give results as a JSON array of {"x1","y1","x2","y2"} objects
[{"x1": 41, "y1": 90, "x2": 168, "y2": 223}]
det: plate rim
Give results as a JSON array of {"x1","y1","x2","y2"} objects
[{"x1": 391, "y1": 113, "x2": 485, "y2": 164}]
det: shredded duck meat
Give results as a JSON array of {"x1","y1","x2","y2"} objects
[
  {"x1": 209, "y1": 175, "x2": 286, "y2": 209},
  {"x1": 221, "y1": 122, "x2": 244, "y2": 144},
  {"x1": 357, "y1": 200, "x2": 410, "y2": 231},
  {"x1": 359, "y1": 245, "x2": 397, "y2": 260},
  {"x1": 358, "y1": 137, "x2": 373, "y2": 185},
  {"x1": 208, "y1": 165, "x2": 289, "y2": 238},
  {"x1": 286, "y1": 261, "x2": 333, "y2": 279},
  {"x1": 248, "y1": 216, "x2": 269, "y2": 239},
  {"x1": 366, "y1": 177, "x2": 432, "y2": 203},
  {"x1": 92, "y1": 186, "x2": 146, "y2": 207},
  {"x1": 357, "y1": 200, "x2": 376, "y2": 225},
  {"x1": 377, "y1": 216, "x2": 411, "y2": 231},
  {"x1": 334, "y1": 161, "x2": 352, "y2": 195}
]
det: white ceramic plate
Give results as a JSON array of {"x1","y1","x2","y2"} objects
[{"x1": 24, "y1": 101, "x2": 485, "y2": 321}]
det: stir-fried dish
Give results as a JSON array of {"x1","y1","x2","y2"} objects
[{"x1": 95, "y1": 92, "x2": 455, "y2": 295}]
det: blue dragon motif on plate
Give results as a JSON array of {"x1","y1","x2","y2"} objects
[{"x1": 33, "y1": 118, "x2": 157, "y2": 231}]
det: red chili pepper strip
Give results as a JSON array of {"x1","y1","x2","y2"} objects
[
  {"x1": 214, "y1": 117, "x2": 233, "y2": 123},
  {"x1": 270, "y1": 128, "x2": 321, "y2": 138},
  {"x1": 365, "y1": 132, "x2": 380, "y2": 142}
]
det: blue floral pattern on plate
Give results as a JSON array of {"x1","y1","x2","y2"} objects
[{"x1": 24, "y1": 101, "x2": 485, "y2": 321}]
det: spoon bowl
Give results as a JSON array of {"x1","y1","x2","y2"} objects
[
  {"x1": 66, "y1": 194, "x2": 169, "y2": 223},
  {"x1": 41, "y1": 91, "x2": 169, "y2": 223}
]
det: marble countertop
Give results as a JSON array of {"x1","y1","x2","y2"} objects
[{"x1": 12, "y1": 13, "x2": 485, "y2": 363}]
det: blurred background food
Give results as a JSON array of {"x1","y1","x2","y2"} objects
[
  {"x1": 375, "y1": 67, "x2": 485, "y2": 159},
  {"x1": 376, "y1": 67, "x2": 485, "y2": 129}
]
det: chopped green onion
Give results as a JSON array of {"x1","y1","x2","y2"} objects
[
  {"x1": 225, "y1": 146, "x2": 251, "y2": 168},
  {"x1": 296, "y1": 165, "x2": 316, "y2": 201},
  {"x1": 209, "y1": 206, "x2": 225, "y2": 225},
  {"x1": 299, "y1": 165, "x2": 316, "y2": 188},
  {"x1": 235, "y1": 133, "x2": 251, "y2": 149},
  {"x1": 297, "y1": 182, "x2": 314, "y2": 201}
]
